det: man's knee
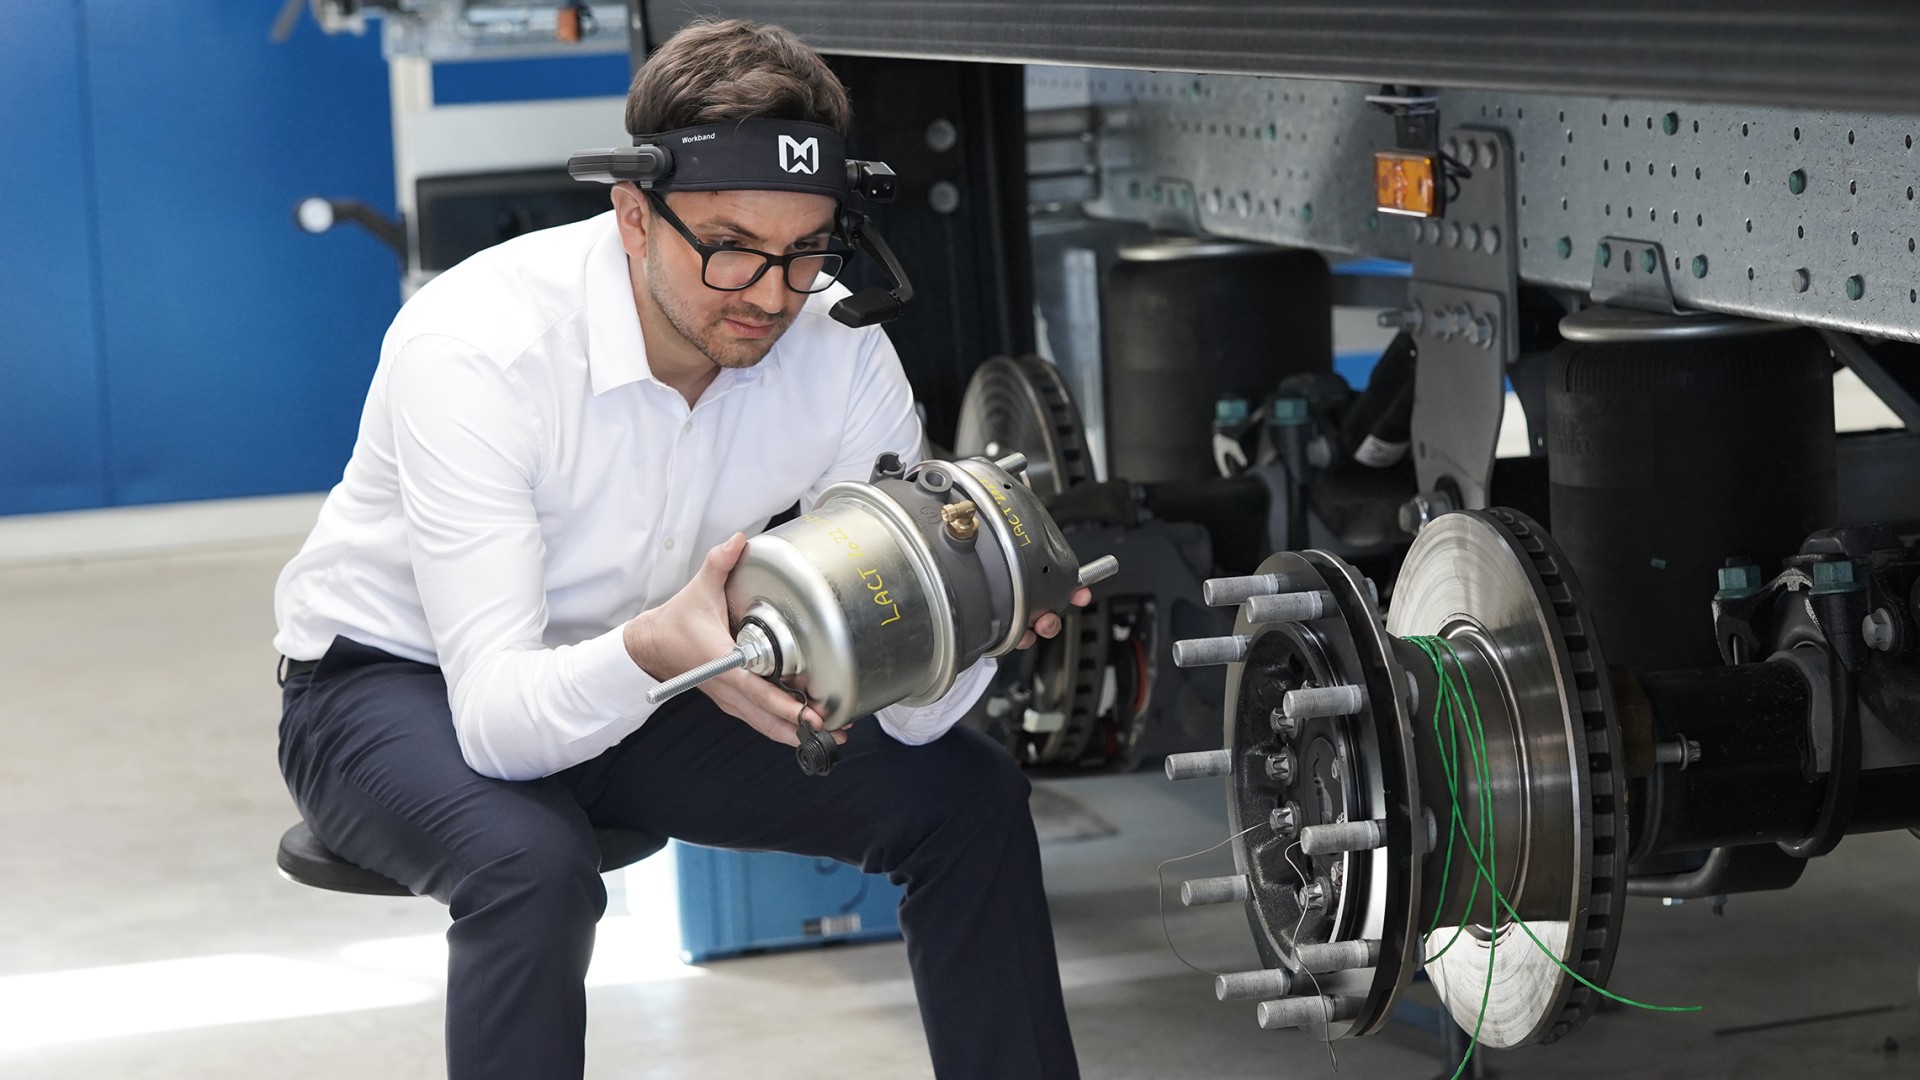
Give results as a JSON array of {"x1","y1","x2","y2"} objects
[
  {"x1": 889, "y1": 726, "x2": 1033, "y2": 838},
  {"x1": 446, "y1": 818, "x2": 608, "y2": 923}
]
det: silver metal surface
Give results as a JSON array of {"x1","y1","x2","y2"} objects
[
  {"x1": 1864, "y1": 607, "x2": 1899, "y2": 651},
  {"x1": 1386, "y1": 511, "x2": 1602, "y2": 1048},
  {"x1": 1295, "y1": 939, "x2": 1382, "y2": 973},
  {"x1": 1165, "y1": 749, "x2": 1233, "y2": 780},
  {"x1": 1299, "y1": 820, "x2": 1387, "y2": 857},
  {"x1": 1173, "y1": 635, "x2": 1253, "y2": 667},
  {"x1": 952, "y1": 354, "x2": 1094, "y2": 500},
  {"x1": 1269, "y1": 803, "x2": 1300, "y2": 837},
  {"x1": 1409, "y1": 127, "x2": 1516, "y2": 510},
  {"x1": 1281, "y1": 684, "x2": 1365, "y2": 720},
  {"x1": 1559, "y1": 305, "x2": 1799, "y2": 343},
  {"x1": 1217, "y1": 968, "x2": 1295, "y2": 1001},
  {"x1": 1054, "y1": 67, "x2": 1920, "y2": 342},
  {"x1": 1244, "y1": 590, "x2": 1331, "y2": 624},
  {"x1": 1256, "y1": 994, "x2": 1361, "y2": 1031},
  {"x1": 1204, "y1": 571, "x2": 1314, "y2": 607},
  {"x1": 1398, "y1": 489, "x2": 1455, "y2": 536},
  {"x1": 1217, "y1": 549, "x2": 1423, "y2": 1044},
  {"x1": 948, "y1": 457, "x2": 1085, "y2": 655},
  {"x1": 727, "y1": 487, "x2": 956, "y2": 727},
  {"x1": 1182, "y1": 875, "x2": 1252, "y2": 907},
  {"x1": 644, "y1": 648, "x2": 749, "y2": 707},
  {"x1": 1077, "y1": 555, "x2": 1120, "y2": 587}
]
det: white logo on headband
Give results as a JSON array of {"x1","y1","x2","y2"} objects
[{"x1": 778, "y1": 135, "x2": 820, "y2": 175}]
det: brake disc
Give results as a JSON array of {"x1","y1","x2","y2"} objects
[
  {"x1": 1387, "y1": 508, "x2": 1625, "y2": 1047},
  {"x1": 1167, "y1": 509, "x2": 1625, "y2": 1048},
  {"x1": 956, "y1": 354, "x2": 1105, "y2": 765},
  {"x1": 953, "y1": 354, "x2": 1094, "y2": 499}
]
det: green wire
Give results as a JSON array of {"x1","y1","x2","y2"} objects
[{"x1": 1404, "y1": 635, "x2": 1699, "y2": 1080}]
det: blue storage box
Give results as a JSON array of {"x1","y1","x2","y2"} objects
[{"x1": 673, "y1": 841, "x2": 906, "y2": 962}]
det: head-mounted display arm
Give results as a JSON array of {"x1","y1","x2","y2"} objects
[
  {"x1": 567, "y1": 145, "x2": 675, "y2": 187},
  {"x1": 830, "y1": 211, "x2": 915, "y2": 328}
]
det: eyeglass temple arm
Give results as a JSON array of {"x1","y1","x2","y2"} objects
[{"x1": 829, "y1": 214, "x2": 915, "y2": 328}]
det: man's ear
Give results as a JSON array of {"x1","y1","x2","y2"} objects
[{"x1": 610, "y1": 183, "x2": 650, "y2": 260}]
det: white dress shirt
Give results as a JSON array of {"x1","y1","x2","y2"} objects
[{"x1": 274, "y1": 211, "x2": 994, "y2": 780}]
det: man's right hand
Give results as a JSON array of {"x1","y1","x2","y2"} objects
[{"x1": 622, "y1": 532, "x2": 842, "y2": 748}]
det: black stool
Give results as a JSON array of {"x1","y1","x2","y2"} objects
[{"x1": 276, "y1": 820, "x2": 667, "y2": 896}]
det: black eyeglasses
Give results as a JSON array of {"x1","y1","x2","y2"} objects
[{"x1": 645, "y1": 190, "x2": 851, "y2": 294}]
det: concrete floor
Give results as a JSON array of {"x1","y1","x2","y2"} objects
[{"x1": 3, "y1": 506, "x2": 1919, "y2": 1079}]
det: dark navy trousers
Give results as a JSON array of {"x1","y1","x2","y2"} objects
[{"x1": 279, "y1": 637, "x2": 1080, "y2": 1080}]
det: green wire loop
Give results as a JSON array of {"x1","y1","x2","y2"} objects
[{"x1": 1404, "y1": 635, "x2": 1699, "y2": 1080}]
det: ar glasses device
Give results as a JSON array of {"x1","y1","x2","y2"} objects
[{"x1": 568, "y1": 117, "x2": 913, "y2": 327}]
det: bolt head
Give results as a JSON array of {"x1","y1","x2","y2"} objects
[
  {"x1": 1864, "y1": 608, "x2": 1898, "y2": 652},
  {"x1": 1305, "y1": 436, "x2": 1332, "y2": 467},
  {"x1": 1811, "y1": 559, "x2": 1863, "y2": 595},
  {"x1": 1269, "y1": 396, "x2": 1310, "y2": 426},
  {"x1": 1716, "y1": 563, "x2": 1763, "y2": 600}
]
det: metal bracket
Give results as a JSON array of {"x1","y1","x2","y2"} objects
[
  {"x1": 1589, "y1": 236, "x2": 1683, "y2": 314},
  {"x1": 1824, "y1": 330, "x2": 1920, "y2": 432},
  {"x1": 1408, "y1": 126, "x2": 1517, "y2": 510}
]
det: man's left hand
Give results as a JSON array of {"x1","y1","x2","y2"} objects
[{"x1": 1014, "y1": 586, "x2": 1093, "y2": 650}]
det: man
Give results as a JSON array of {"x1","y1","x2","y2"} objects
[{"x1": 273, "y1": 17, "x2": 1084, "y2": 1080}]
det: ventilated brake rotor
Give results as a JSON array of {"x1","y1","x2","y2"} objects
[
  {"x1": 955, "y1": 354, "x2": 1107, "y2": 765},
  {"x1": 1169, "y1": 508, "x2": 1624, "y2": 1049},
  {"x1": 1387, "y1": 508, "x2": 1625, "y2": 1048},
  {"x1": 953, "y1": 354, "x2": 1094, "y2": 499}
]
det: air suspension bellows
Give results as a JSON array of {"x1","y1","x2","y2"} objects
[
  {"x1": 1103, "y1": 239, "x2": 1331, "y2": 483},
  {"x1": 1550, "y1": 308, "x2": 1836, "y2": 671},
  {"x1": 646, "y1": 452, "x2": 1118, "y2": 774}
]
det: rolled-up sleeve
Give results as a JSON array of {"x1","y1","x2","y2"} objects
[{"x1": 388, "y1": 335, "x2": 659, "y2": 780}]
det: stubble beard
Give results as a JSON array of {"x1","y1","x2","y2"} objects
[{"x1": 646, "y1": 244, "x2": 795, "y2": 371}]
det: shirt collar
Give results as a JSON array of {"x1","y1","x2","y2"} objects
[{"x1": 584, "y1": 214, "x2": 784, "y2": 399}]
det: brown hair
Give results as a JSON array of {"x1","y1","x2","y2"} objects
[{"x1": 625, "y1": 18, "x2": 851, "y2": 138}]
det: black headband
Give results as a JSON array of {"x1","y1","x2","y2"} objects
[
  {"x1": 566, "y1": 117, "x2": 909, "y2": 327},
  {"x1": 568, "y1": 117, "x2": 852, "y2": 199}
]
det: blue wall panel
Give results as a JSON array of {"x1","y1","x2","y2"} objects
[
  {"x1": 84, "y1": 2, "x2": 401, "y2": 506},
  {"x1": 0, "y1": 2, "x2": 109, "y2": 514}
]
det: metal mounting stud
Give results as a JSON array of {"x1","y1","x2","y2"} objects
[
  {"x1": 1256, "y1": 994, "x2": 1361, "y2": 1030},
  {"x1": 1182, "y1": 875, "x2": 1252, "y2": 907},
  {"x1": 1203, "y1": 572, "x2": 1311, "y2": 606},
  {"x1": 1294, "y1": 939, "x2": 1382, "y2": 973},
  {"x1": 1281, "y1": 684, "x2": 1365, "y2": 720},
  {"x1": 1244, "y1": 590, "x2": 1333, "y2": 624},
  {"x1": 1165, "y1": 749, "x2": 1233, "y2": 781},
  {"x1": 1173, "y1": 635, "x2": 1252, "y2": 667},
  {"x1": 1217, "y1": 968, "x2": 1295, "y2": 1001},
  {"x1": 1269, "y1": 707, "x2": 1299, "y2": 739},
  {"x1": 1299, "y1": 819, "x2": 1388, "y2": 856}
]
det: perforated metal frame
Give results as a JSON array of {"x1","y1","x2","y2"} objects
[{"x1": 1054, "y1": 69, "x2": 1920, "y2": 342}]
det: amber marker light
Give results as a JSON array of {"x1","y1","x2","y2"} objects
[{"x1": 1375, "y1": 151, "x2": 1440, "y2": 218}]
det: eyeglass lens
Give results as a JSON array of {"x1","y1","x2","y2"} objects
[{"x1": 704, "y1": 249, "x2": 845, "y2": 293}]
